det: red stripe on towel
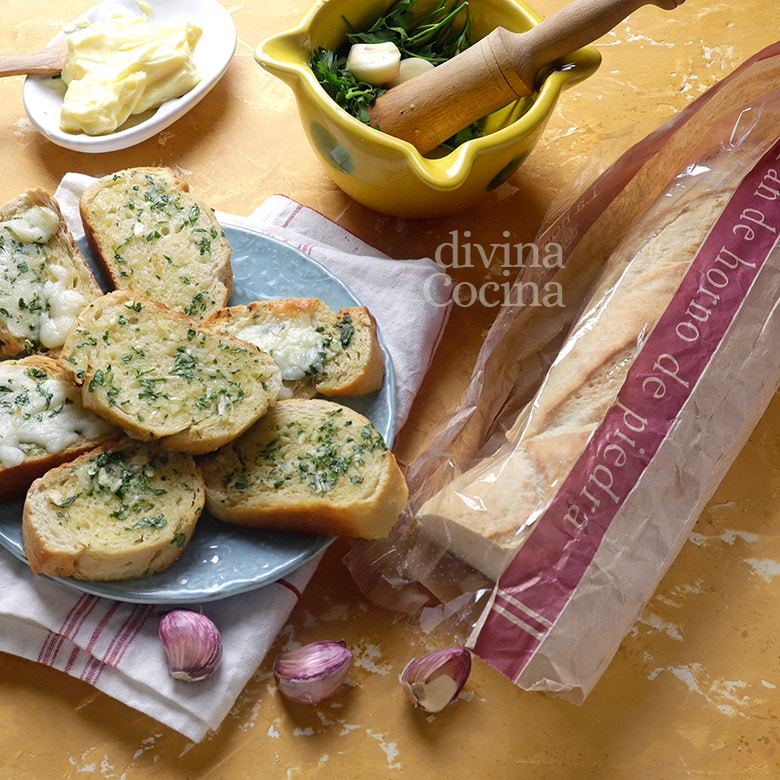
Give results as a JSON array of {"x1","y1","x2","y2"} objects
[
  {"x1": 280, "y1": 203, "x2": 303, "y2": 228},
  {"x1": 81, "y1": 604, "x2": 152, "y2": 685},
  {"x1": 38, "y1": 593, "x2": 98, "y2": 666},
  {"x1": 276, "y1": 578, "x2": 301, "y2": 600},
  {"x1": 69, "y1": 600, "x2": 120, "y2": 675}
]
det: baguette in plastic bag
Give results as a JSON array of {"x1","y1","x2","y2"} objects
[{"x1": 346, "y1": 42, "x2": 780, "y2": 702}]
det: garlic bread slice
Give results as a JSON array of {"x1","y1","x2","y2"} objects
[
  {"x1": 0, "y1": 355, "x2": 119, "y2": 500},
  {"x1": 200, "y1": 398, "x2": 407, "y2": 539},
  {"x1": 204, "y1": 298, "x2": 384, "y2": 398},
  {"x1": 0, "y1": 189, "x2": 102, "y2": 359},
  {"x1": 60, "y1": 290, "x2": 282, "y2": 454},
  {"x1": 22, "y1": 439, "x2": 204, "y2": 581},
  {"x1": 79, "y1": 167, "x2": 232, "y2": 320}
]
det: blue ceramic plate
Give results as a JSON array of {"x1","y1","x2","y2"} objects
[{"x1": 0, "y1": 221, "x2": 396, "y2": 603}]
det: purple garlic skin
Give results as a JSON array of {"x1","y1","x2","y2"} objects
[
  {"x1": 400, "y1": 645, "x2": 472, "y2": 713},
  {"x1": 158, "y1": 609, "x2": 222, "y2": 682},
  {"x1": 273, "y1": 640, "x2": 353, "y2": 704}
]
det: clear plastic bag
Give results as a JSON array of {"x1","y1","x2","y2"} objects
[{"x1": 346, "y1": 42, "x2": 780, "y2": 702}]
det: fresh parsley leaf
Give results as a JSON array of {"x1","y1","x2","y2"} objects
[
  {"x1": 309, "y1": 0, "x2": 480, "y2": 149},
  {"x1": 345, "y1": 0, "x2": 471, "y2": 63},
  {"x1": 310, "y1": 47, "x2": 382, "y2": 124}
]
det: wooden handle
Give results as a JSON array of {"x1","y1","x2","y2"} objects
[
  {"x1": 0, "y1": 40, "x2": 67, "y2": 78},
  {"x1": 511, "y1": 0, "x2": 686, "y2": 86},
  {"x1": 368, "y1": 0, "x2": 686, "y2": 154}
]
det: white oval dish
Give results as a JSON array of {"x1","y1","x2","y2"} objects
[{"x1": 22, "y1": 0, "x2": 236, "y2": 153}]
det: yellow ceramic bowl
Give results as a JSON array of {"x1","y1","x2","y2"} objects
[{"x1": 255, "y1": 0, "x2": 601, "y2": 219}]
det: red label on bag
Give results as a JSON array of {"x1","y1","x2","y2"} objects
[{"x1": 473, "y1": 138, "x2": 780, "y2": 682}]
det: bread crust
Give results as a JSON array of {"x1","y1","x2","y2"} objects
[
  {"x1": 0, "y1": 189, "x2": 102, "y2": 359},
  {"x1": 79, "y1": 167, "x2": 232, "y2": 320},
  {"x1": 200, "y1": 398, "x2": 407, "y2": 538}
]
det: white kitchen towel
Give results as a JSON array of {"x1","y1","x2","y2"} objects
[
  {"x1": 0, "y1": 551, "x2": 321, "y2": 742},
  {"x1": 0, "y1": 173, "x2": 450, "y2": 742}
]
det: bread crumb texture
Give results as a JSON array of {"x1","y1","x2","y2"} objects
[
  {"x1": 22, "y1": 439, "x2": 205, "y2": 580},
  {"x1": 79, "y1": 167, "x2": 232, "y2": 320},
  {"x1": 60, "y1": 290, "x2": 282, "y2": 454}
]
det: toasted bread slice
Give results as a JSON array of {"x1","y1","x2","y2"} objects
[
  {"x1": 22, "y1": 439, "x2": 205, "y2": 581},
  {"x1": 0, "y1": 355, "x2": 119, "y2": 501},
  {"x1": 0, "y1": 189, "x2": 102, "y2": 359},
  {"x1": 79, "y1": 167, "x2": 232, "y2": 320},
  {"x1": 199, "y1": 398, "x2": 407, "y2": 539},
  {"x1": 204, "y1": 298, "x2": 384, "y2": 398},
  {"x1": 59, "y1": 290, "x2": 282, "y2": 455}
]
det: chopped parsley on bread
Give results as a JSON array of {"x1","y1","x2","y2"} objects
[
  {"x1": 59, "y1": 290, "x2": 282, "y2": 455},
  {"x1": 22, "y1": 439, "x2": 205, "y2": 581},
  {"x1": 0, "y1": 355, "x2": 119, "y2": 501},
  {"x1": 79, "y1": 167, "x2": 232, "y2": 320},
  {"x1": 0, "y1": 189, "x2": 102, "y2": 359},
  {"x1": 199, "y1": 398, "x2": 407, "y2": 539},
  {"x1": 1, "y1": 172, "x2": 401, "y2": 584},
  {"x1": 204, "y1": 298, "x2": 384, "y2": 399}
]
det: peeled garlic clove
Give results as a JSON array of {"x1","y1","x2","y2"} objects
[
  {"x1": 273, "y1": 640, "x2": 353, "y2": 704},
  {"x1": 346, "y1": 42, "x2": 401, "y2": 86},
  {"x1": 158, "y1": 610, "x2": 222, "y2": 682},
  {"x1": 389, "y1": 57, "x2": 435, "y2": 87},
  {"x1": 400, "y1": 645, "x2": 471, "y2": 713}
]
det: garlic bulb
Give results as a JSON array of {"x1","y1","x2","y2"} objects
[
  {"x1": 400, "y1": 645, "x2": 472, "y2": 713},
  {"x1": 273, "y1": 640, "x2": 353, "y2": 704},
  {"x1": 158, "y1": 610, "x2": 222, "y2": 682}
]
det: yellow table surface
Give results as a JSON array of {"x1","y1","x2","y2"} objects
[{"x1": 1, "y1": 1, "x2": 779, "y2": 777}]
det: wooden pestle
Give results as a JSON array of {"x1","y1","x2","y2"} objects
[{"x1": 368, "y1": 0, "x2": 687, "y2": 154}]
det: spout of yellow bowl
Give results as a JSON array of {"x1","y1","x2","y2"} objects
[{"x1": 256, "y1": 29, "x2": 474, "y2": 192}]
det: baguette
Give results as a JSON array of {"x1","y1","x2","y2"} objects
[
  {"x1": 0, "y1": 355, "x2": 119, "y2": 501},
  {"x1": 415, "y1": 158, "x2": 737, "y2": 580},
  {"x1": 199, "y1": 398, "x2": 408, "y2": 539},
  {"x1": 22, "y1": 439, "x2": 205, "y2": 581},
  {"x1": 0, "y1": 189, "x2": 102, "y2": 358},
  {"x1": 204, "y1": 298, "x2": 384, "y2": 398},
  {"x1": 59, "y1": 290, "x2": 282, "y2": 455},
  {"x1": 79, "y1": 167, "x2": 232, "y2": 320}
]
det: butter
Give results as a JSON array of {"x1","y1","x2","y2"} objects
[
  {"x1": 60, "y1": 13, "x2": 202, "y2": 136},
  {"x1": 3, "y1": 205, "x2": 60, "y2": 243}
]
